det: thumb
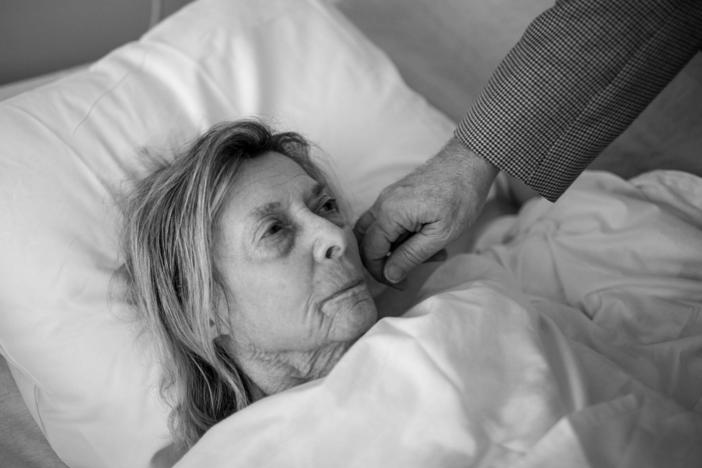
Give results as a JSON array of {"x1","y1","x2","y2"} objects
[
  {"x1": 353, "y1": 209, "x2": 375, "y2": 244},
  {"x1": 383, "y1": 230, "x2": 445, "y2": 284}
]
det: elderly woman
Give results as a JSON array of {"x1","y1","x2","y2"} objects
[{"x1": 122, "y1": 120, "x2": 378, "y2": 448}]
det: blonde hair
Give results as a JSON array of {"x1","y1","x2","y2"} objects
[{"x1": 122, "y1": 120, "x2": 326, "y2": 448}]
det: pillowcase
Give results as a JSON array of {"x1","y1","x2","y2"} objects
[{"x1": 0, "y1": 0, "x2": 453, "y2": 466}]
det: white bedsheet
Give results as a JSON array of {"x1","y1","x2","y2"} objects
[{"x1": 173, "y1": 170, "x2": 702, "y2": 468}]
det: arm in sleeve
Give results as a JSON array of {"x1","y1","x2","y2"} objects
[{"x1": 454, "y1": 0, "x2": 702, "y2": 202}]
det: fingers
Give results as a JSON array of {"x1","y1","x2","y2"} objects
[
  {"x1": 383, "y1": 231, "x2": 447, "y2": 284},
  {"x1": 353, "y1": 210, "x2": 383, "y2": 280},
  {"x1": 356, "y1": 208, "x2": 449, "y2": 286},
  {"x1": 354, "y1": 199, "x2": 451, "y2": 285},
  {"x1": 353, "y1": 210, "x2": 375, "y2": 243},
  {"x1": 358, "y1": 214, "x2": 408, "y2": 283}
]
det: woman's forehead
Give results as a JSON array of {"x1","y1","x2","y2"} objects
[{"x1": 226, "y1": 152, "x2": 326, "y2": 219}]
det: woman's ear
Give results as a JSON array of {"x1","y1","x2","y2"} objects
[
  {"x1": 210, "y1": 282, "x2": 233, "y2": 339},
  {"x1": 207, "y1": 317, "x2": 223, "y2": 342}
]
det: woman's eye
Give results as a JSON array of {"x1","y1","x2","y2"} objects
[
  {"x1": 319, "y1": 197, "x2": 339, "y2": 214},
  {"x1": 263, "y1": 222, "x2": 284, "y2": 238},
  {"x1": 257, "y1": 219, "x2": 293, "y2": 255}
]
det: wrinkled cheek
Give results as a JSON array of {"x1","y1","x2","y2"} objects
[{"x1": 260, "y1": 272, "x2": 309, "y2": 308}]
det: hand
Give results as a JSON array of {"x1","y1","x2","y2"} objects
[{"x1": 354, "y1": 137, "x2": 498, "y2": 285}]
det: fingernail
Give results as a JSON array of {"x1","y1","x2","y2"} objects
[{"x1": 384, "y1": 265, "x2": 403, "y2": 284}]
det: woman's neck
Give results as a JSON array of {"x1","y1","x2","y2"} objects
[{"x1": 235, "y1": 342, "x2": 351, "y2": 401}]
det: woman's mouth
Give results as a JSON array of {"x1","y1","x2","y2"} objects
[{"x1": 319, "y1": 279, "x2": 366, "y2": 313}]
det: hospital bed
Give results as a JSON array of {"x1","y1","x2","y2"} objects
[{"x1": 1, "y1": 1, "x2": 701, "y2": 467}]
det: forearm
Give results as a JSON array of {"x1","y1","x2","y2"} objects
[{"x1": 455, "y1": 0, "x2": 702, "y2": 202}]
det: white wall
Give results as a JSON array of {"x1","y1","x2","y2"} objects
[{"x1": 338, "y1": 0, "x2": 552, "y2": 121}]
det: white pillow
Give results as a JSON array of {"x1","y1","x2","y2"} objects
[{"x1": 0, "y1": 0, "x2": 453, "y2": 466}]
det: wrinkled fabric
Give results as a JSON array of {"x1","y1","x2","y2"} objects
[{"x1": 174, "y1": 171, "x2": 702, "y2": 468}]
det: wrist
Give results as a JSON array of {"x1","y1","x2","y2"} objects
[{"x1": 435, "y1": 137, "x2": 498, "y2": 187}]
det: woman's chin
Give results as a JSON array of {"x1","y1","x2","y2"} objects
[
  {"x1": 328, "y1": 288, "x2": 378, "y2": 342},
  {"x1": 345, "y1": 297, "x2": 379, "y2": 341}
]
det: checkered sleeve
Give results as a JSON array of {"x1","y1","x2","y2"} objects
[{"x1": 454, "y1": 0, "x2": 702, "y2": 202}]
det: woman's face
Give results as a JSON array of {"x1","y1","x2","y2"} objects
[{"x1": 214, "y1": 152, "x2": 377, "y2": 367}]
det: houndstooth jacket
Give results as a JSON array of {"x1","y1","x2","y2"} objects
[{"x1": 454, "y1": 0, "x2": 702, "y2": 202}]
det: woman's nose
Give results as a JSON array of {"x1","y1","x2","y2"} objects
[{"x1": 312, "y1": 217, "x2": 348, "y2": 262}]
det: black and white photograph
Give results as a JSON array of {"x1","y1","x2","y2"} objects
[{"x1": 1, "y1": 1, "x2": 701, "y2": 467}]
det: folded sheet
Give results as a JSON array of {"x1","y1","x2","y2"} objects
[{"x1": 173, "y1": 171, "x2": 702, "y2": 468}]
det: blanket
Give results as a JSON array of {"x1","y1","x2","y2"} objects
[{"x1": 172, "y1": 171, "x2": 702, "y2": 468}]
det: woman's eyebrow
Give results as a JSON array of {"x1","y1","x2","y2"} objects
[
  {"x1": 247, "y1": 181, "x2": 330, "y2": 221},
  {"x1": 248, "y1": 202, "x2": 281, "y2": 221},
  {"x1": 308, "y1": 181, "x2": 328, "y2": 200}
]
